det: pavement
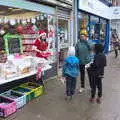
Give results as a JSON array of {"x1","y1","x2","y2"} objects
[{"x1": 1, "y1": 53, "x2": 120, "y2": 120}]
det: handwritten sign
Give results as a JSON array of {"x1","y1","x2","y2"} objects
[{"x1": 4, "y1": 34, "x2": 23, "y2": 55}]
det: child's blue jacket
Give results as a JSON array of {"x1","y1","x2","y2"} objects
[{"x1": 63, "y1": 56, "x2": 79, "y2": 78}]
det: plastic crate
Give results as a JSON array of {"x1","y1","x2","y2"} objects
[
  {"x1": 0, "y1": 90, "x2": 26, "y2": 109},
  {"x1": 12, "y1": 87, "x2": 34, "y2": 102},
  {"x1": 0, "y1": 96, "x2": 16, "y2": 118},
  {"x1": 20, "y1": 82, "x2": 43, "y2": 98}
]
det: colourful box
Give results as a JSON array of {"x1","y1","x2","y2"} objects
[
  {"x1": 0, "y1": 96, "x2": 16, "y2": 118},
  {"x1": 20, "y1": 82, "x2": 43, "y2": 98},
  {"x1": 0, "y1": 90, "x2": 26, "y2": 109},
  {"x1": 12, "y1": 87, "x2": 34, "y2": 102}
]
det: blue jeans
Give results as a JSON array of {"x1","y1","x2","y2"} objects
[{"x1": 66, "y1": 75, "x2": 77, "y2": 96}]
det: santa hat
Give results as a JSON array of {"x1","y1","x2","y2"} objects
[{"x1": 38, "y1": 30, "x2": 46, "y2": 37}]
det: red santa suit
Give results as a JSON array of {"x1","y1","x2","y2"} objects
[{"x1": 34, "y1": 30, "x2": 50, "y2": 59}]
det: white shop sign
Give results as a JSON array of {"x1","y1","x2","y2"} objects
[
  {"x1": 110, "y1": 7, "x2": 120, "y2": 19},
  {"x1": 78, "y1": 0, "x2": 109, "y2": 19}
]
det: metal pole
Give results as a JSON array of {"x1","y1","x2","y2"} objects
[{"x1": 72, "y1": 0, "x2": 78, "y2": 46}]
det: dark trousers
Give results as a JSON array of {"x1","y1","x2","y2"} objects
[
  {"x1": 80, "y1": 65, "x2": 92, "y2": 88},
  {"x1": 87, "y1": 68, "x2": 92, "y2": 88},
  {"x1": 80, "y1": 65, "x2": 85, "y2": 88},
  {"x1": 115, "y1": 49, "x2": 118, "y2": 58},
  {"x1": 66, "y1": 75, "x2": 77, "y2": 96},
  {"x1": 91, "y1": 76, "x2": 102, "y2": 98}
]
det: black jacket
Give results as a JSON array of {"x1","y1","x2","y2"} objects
[{"x1": 88, "y1": 53, "x2": 106, "y2": 76}]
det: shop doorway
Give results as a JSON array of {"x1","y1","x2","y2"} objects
[
  {"x1": 58, "y1": 19, "x2": 69, "y2": 68},
  {"x1": 57, "y1": 17, "x2": 70, "y2": 76}
]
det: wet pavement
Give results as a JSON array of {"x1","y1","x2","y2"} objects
[{"x1": 2, "y1": 53, "x2": 120, "y2": 120}]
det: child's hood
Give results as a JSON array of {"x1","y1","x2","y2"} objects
[{"x1": 65, "y1": 56, "x2": 79, "y2": 66}]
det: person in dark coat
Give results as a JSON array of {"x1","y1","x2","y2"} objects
[
  {"x1": 111, "y1": 33, "x2": 119, "y2": 58},
  {"x1": 75, "y1": 30, "x2": 92, "y2": 93},
  {"x1": 87, "y1": 44, "x2": 107, "y2": 104}
]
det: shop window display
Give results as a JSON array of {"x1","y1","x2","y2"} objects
[
  {"x1": 58, "y1": 19, "x2": 69, "y2": 49},
  {"x1": 58, "y1": 19, "x2": 69, "y2": 69},
  {"x1": 90, "y1": 16, "x2": 99, "y2": 42},
  {"x1": 100, "y1": 19, "x2": 106, "y2": 45},
  {"x1": 90, "y1": 24, "x2": 99, "y2": 41},
  {"x1": 100, "y1": 24, "x2": 105, "y2": 45},
  {"x1": 0, "y1": 7, "x2": 55, "y2": 82}
]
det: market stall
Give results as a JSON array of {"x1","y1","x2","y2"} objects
[{"x1": 0, "y1": 5, "x2": 57, "y2": 91}]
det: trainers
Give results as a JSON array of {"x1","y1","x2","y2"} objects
[
  {"x1": 89, "y1": 98, "x2": 95, "y2": 103},
  {"x1": 96, "y1": 98, "x2": 101, "y2": 104},
  {"x1": 65, "y1": 96, "x2": 72, "y2": 101},
  {"x1": 79, "y1": 88, "x2": 85, "y2": 93}
]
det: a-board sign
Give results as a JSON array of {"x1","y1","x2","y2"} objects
[
  {"x1": 0, "y1": 37, "x2": 4, "y2": 51},
  {"x1": 4, "y1": 34, "x2": 23, "y2": 55}
]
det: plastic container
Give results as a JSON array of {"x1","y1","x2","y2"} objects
[
  {"x1": 12, "y1": 87, "x2": 34, "y2": 102},
  {"x1": 0, "y1": 90, "x2": 26, "y2": 109},
  {"x1": 0, "y1": 96, "x2": 16, "y2": 118},
  {"x1": 20, "y1": 82, "x2": 43, "y2": 98}
]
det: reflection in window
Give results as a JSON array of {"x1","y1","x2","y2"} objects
[{"x1": 58, "y1": 19, "x2": 69, "y2": 48}]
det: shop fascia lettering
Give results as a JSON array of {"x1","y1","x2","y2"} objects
[
  {"x1": 78, "y1": 0, "x2": 120, "y2": 20},
  {"x1": 110, "y1": 7, "x2": 120, "y2": 19},
  {"x1": 78, "y1": 0, "x2": 109, "y2": 19}
]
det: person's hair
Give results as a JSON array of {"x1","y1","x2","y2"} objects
[
  {"x1": 94, "y1": 44, "x2": 104, "y2": 54},
  {"x1": 68, "y1": 46, "x2": 75, "y2": 56}
]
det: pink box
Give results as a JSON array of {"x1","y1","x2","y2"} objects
[{"x1": 0, "y1": 96, "x2": 16, "y2": 118}]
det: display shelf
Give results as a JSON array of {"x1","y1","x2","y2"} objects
[
  {"x1": 22, "y1": 33, "x2": 36, "y2": 55},
  {"x1": 0, "y1": 65, "x2": 52, "y2": 85},
  {"x1": 23, "y1": 50, "x2": 33, "y2": 52}
]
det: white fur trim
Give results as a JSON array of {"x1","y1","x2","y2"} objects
[{"x1": 39, "y1": 32, "x2": 46, "y2": 37}]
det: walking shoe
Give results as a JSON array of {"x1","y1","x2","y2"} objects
[
  {"x1": 70, "y1": 96, "x2": 72, "y2": 100},
  {"x1": 79, "y1": 88, "x2": 85, "y2": 93},
  {"x1": 65, "y1": 96, "x2": 72, "y2": 101},
  {"x1": 64, "y1": 96, "x2": 69, "y2": 101},
  {"x1": 96, "y1": 98, "x2": 101, "y2": 104},
  {"x1": 89, "y1": 98, "x2": 95, "y2": 103}
]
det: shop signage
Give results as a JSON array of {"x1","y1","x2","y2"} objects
[
  {"x1": 4, "y1": 34, "x2": 23, "y2": 55},
  {"x1": 110, "y1": 7, "x2": 120, "y2": 19},
  {"x1": 78, "y1": 0, "x2": 109, "y2": 19}
]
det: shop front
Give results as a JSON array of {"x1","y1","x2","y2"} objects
[
  {"x1": 0, "y1": 0, "x2": 57, "y2": 92},
  {"x1": 78, "y1": 0, "x2": 110, "y2": 53}
]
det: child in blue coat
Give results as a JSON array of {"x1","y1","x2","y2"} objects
[{"x1": 63, "y1": 46, "x2": 79, "y2": 100}]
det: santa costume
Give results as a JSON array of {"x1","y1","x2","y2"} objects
[{"x1": 34, "y1": 30, "x2": 50, "y2": 59}]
